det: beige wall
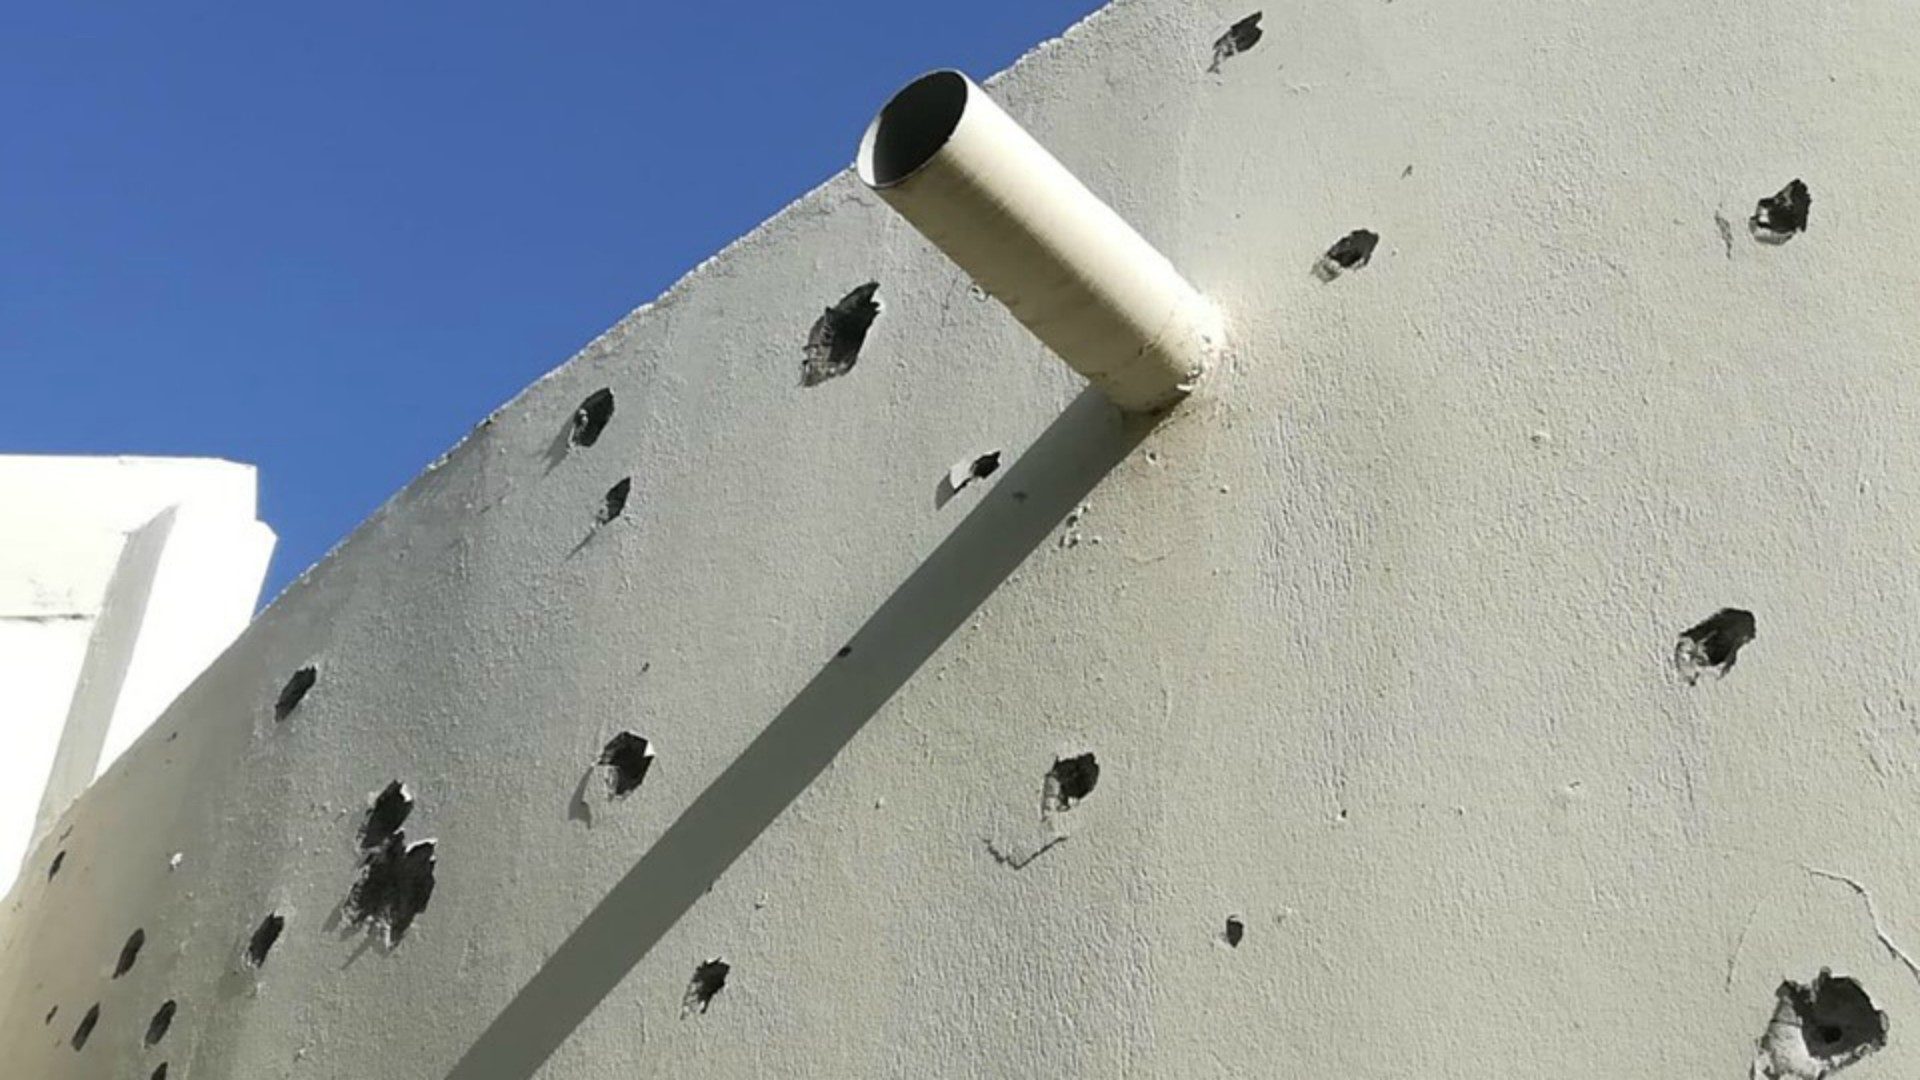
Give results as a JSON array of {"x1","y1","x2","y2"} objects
[{"x1": 5, "y1": 1, "x2": 1919, "y2": 1077}]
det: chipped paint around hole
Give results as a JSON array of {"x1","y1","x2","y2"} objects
[
  {"x1": 360, "y1": 782, "x2": 413, "y2": 850},
  {"x1": 1752, "y1": 971, "x2": 1886, "y2": 1080},
  {"x1": 683, "y1": 958, "x2": 731, "y2": 1016},
  {"x1": 598, "y1": 732, "x2": 656, "y2": 799},
  {"x1": 1045, "y1": 752, "x2": 1100, "y2": 813},
  {"x1": 1675, "y1": 608, "x2": 1756, "y2": 685},
  {"x1": 1751, "y1": 179, "x2": 1811, "y2": 242},
  {"x1": 1210, "y1": 12, "x2": 1264, "y2": 73},
  {"x1": 801, "y1": 283, "x2": 881, "y2": 387},
  {"x1": 939, "y1": 450, "x2": 1004, "y2": 506},
  {"x1": 570, "y1": 388, "x2": 615, "y2": 448},
  {"x1": 246, "y1": 913, "x2": 285, "y2": 968},
  {"x1": 597, "y1": 478, "x2": 632, "y2": 525},
  {"x1": 346, "y1": 836, "x2": 438, "y2": 946},
  {"x1": 1314, "y1": 230, "x2": 1380, "y2": 281}
]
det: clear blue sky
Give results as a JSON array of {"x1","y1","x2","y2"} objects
[{"x1": 1, "y1": 2, "x2": 1102, "y2": 597}]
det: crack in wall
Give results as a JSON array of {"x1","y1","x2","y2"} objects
[
  {"x1": 983, "y1": 834, "x2": 1067, "y2": 870},
  {"x1": 1806, "y1": 867, "x2": 1920, "y2": 988}
]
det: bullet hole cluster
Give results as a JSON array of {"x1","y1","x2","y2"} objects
[
  {"x1": 275, "y1": 665, "x2": 318, "y2": 722},
  {"x1": 802, "y1": 283, "x2": 881, "y2": 387},
  {"x1": 348, "y1": 837, "x2": 437, "y2": 946},
  {"x1": 346, "y1": 781, "x2": 436, "y2": 946},
  {"x1": 1209, "y1": 12, "x2": 1264, "y2": 73}
]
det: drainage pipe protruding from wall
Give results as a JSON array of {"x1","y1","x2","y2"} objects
[{"x1": 858, "y1": 71, "x2": 1223, "y2": 413}]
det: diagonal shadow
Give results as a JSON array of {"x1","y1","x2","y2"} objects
[{"x1": 441, "y1": 388, "x2": 1151, "y2": 1080}]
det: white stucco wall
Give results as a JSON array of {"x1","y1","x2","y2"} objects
[
  {"x1": 0, "y1": 457, "x2": 273, "y2": 892},
  {"x1": 6, "y1": 1, "x2": 1920, "y2": 1077}
]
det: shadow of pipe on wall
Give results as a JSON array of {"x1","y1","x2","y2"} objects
[{"x1": 441, "y1": 387, "x2": 1153, "y2": 1080}]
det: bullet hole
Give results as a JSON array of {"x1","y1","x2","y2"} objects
[
  {"x1": 48, "y1": 850, "x2": 64, "y2": 880},
  {"x1": 246, "y1": 913, "x2": 285, "y2": 968},
  {"x1": 114, "y1": 928, "x2": 146, "y2": 978},
  {"x1": 1751, "y1": 179, "x2": 1811, "y2": 243},
  {"x1": 145, "y1": 999, "x2": 176, "y2": 1047},
  {"x1": 1715, "y1": 211, "x2": 1736, "y2": 258},
  {"x1": 152, "y1": 1065, "x2": 169, "y2": 1080},
  {"x1": 801, "y1": 282, "x2": 880, "y2": 387},
  {"x1": 1225, "y1": 916, "x2": 1246, "y2": 947},
  {"x1": 598, "y1": 732, "x2": 656, "y2": 799},
  {"x1": 1752, "y1": 971, "x2": 1886, "y2": 1080},
  {"x1": 358, "y1": 782, "x2": 413, "y2": 850},
  {"x1": 346, "y1": 836, "x2": 437, "y2": 946},
  {"x1": 44, "y1": 1005, "x2": 56, "y2": 1024},
  {"x1": 1209, "y1": 12, "x2": 1264, "y2": 73},
  {"x1": 938, "y1": 451, "x2": 1004, "y2": 507},
  {"x1": 571, "y1": 389, "x2": 615, "y2": 449},
  {"x1": 1044, "y1": 753, "x2": 1101, "y2": 813},
  {"x1": 274, "y1": 666, "x2": 318, "y2": 721},
  {"x1": 1675, "y1": 607, "x2": 1756, "y2": 685},
  {"x1": 835, "y1": 645, "x2": 853, "y2": 659},
  {"x1": 72, "y1": 1003, "x2": 99, "y2": 1050},
  {"x1": 597, "y1": 478, "x2": 632, "y2": 525},
  {"x1": 1314, "y1": 229, "x2": 1380, "y2": 281},
  {"x1": 168, "y1": 852, "x2": 183, "y2": 871},
  {"x1": 683, "y1": 959, "x2": 730, "y2": 1016}
]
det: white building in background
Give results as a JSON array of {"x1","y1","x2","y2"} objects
[{"x1": 0, "y1": 457, "x2": 273, "y2": 889}]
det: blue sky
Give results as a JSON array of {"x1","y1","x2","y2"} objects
[{"x1": 0, "y1": 2, "x2": 1103, "y2": 597}]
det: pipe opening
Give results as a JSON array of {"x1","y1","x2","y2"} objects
[{"x1": 858, "y1": 71, "x2": 970, "y2": 188}]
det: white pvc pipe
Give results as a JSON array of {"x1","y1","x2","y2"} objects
[{"x1": 858, "y1": 71, "x2": 1223, "y2": 413}]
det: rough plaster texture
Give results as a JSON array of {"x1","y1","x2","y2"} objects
[
  {"x1": 5, "y1": 1, "x2": 1920, "y2": 1076},
  {"x1": 0, "y1": 457, "x2": 272, "y2": 892}
]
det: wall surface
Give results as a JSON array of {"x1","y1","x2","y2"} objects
[
  {"x1": 0, "y1": 457, "x2": 273, "y2": 892},
  {"x1": 5, "y1": 1, "x2": 1920, "y2": 1077}
]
